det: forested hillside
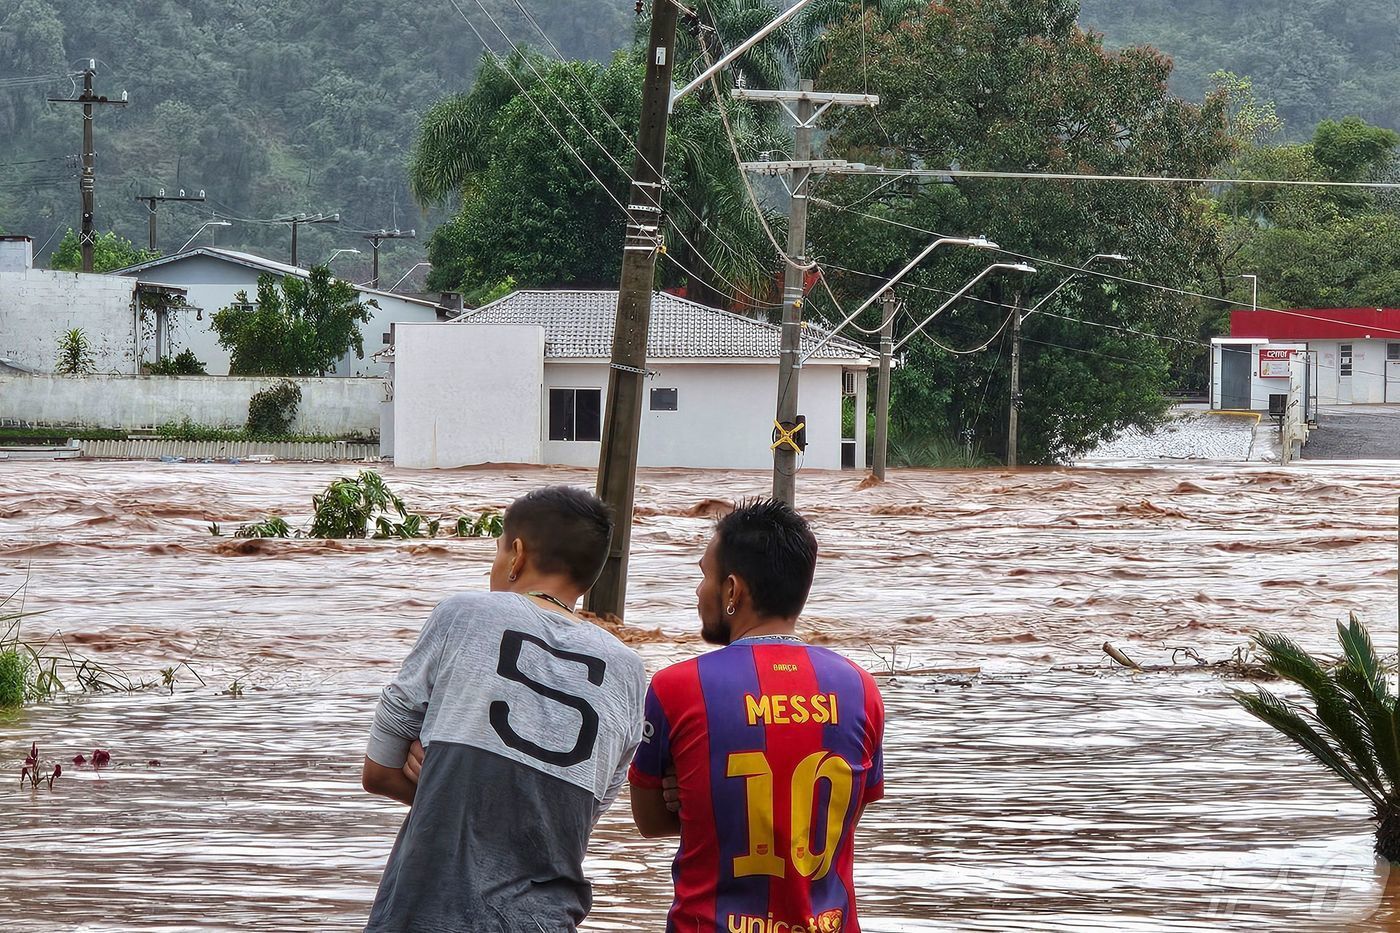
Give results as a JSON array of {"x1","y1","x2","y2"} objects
[
  {"x1": 0, "y1": 0, "x2": 630, "y2": 281},
  {"x1": 1079, "y1": 0, "x2": 1400, "y2": 135}
]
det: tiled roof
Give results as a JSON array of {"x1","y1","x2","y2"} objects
[{"x1": 451, "y1": 290, "x2": 873, "y2": 362}]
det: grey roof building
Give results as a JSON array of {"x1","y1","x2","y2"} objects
[{"x1": 452, "y1": 289, "x2": 874, "y2": 362}]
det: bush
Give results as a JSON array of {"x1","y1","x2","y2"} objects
[
  {"x1": 148, "y1": 349, "x2": 207, "y2": 376},
  {"x1": 55, "y1": 329, "x2": 95, "y2": 376},
  {"x1": 0, "y1": 649, "x2": 27, "y2": 708},
  {"x1": 247, "y1": 380, "x2": 302, "y2": 438}
]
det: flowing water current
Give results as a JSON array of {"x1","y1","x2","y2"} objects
[{"x1": 1, "y1": 460, "x2": 1398, "y2": 931}]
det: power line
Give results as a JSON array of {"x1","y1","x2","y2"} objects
[
  {"x1": 821, "y1": 201, "x2": 1400, "y2": 339},
  {"x1": 809, "y1": 164, "x2": 1400, "y2": 190}
]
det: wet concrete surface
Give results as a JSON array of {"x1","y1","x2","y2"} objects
[
  {"x1": 1, "y1": 460, "x2": 1398, "y2": 930},
  {"x1": 1304, "y1": 406, "x2": 1400, "y2": 461}
]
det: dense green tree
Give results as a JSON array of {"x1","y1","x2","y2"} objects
[
  {"x1": 811, "y1": 0, "x2": 1233, "y2": 463},
  {"x1": 410, "y1": 50, "x2": 777, "y2": 308},
  {"x1": 210, "y1": 267, "x2": 374, "y2": 376},
  {"x1": 48, "y1": 229, "x2": 158, "y2": 273}
]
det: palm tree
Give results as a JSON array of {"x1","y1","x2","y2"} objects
[{"x1": 1235, "y1": 614, "x2": 1400, "y2": 862}]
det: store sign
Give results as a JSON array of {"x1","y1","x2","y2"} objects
[{"x1": 1259, "y1": 347, "x2": 1300, "y2": 378}]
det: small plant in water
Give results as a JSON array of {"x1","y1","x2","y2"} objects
[
  {"x1": 235, "y1": 516, "x2": 293, "y2": 539},
  {"x1": 19, "y1": 743, "x2": 61, "y2": 790},
  {"x1": 225, "y1": 679, "x2": 244, "y2": 698},
  {"x1": 1235, "y1": 613, "x2": 1400, "y2": 862},
  {"x1": 454, "y1": 511, "x2": 504, "y2": 538}
]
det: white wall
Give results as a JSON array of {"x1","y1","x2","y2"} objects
[
  {"x1": 0, "y1": 269, "x2": 139, "y2": 373},
  {"x1": 1214, "y1": 338, "x2": 1399, "y2": 407},
  {"x1": 116, "y1": 255, "x2": 440, "y2": 377},
  {"x1": 0, "y1": 374, "x2": 383, "y2": 435},
  {"x1": 540, "y1": 360, "x2": 855, "y2": 470},
  {"x1": 392, "y1": 323, "x2": 545, "y2": 468}
]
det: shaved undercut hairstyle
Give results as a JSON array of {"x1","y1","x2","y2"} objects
[
  {"x1": 715, "y1": 498, "x2": 818, "y2": 618},
  {"x1": 503, "y1": 486, "x2": 615, "y2": 589}
]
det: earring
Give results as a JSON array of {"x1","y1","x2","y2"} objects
[
  {"x1": 509, "y1": 572, "x2": 518, "y2": 582},
  {"x1": 726, "y1": 605, "x2": 736, "y2": 616}
]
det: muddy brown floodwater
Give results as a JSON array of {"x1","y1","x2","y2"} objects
[{"x1": 1, "y1": 460, "x2": 1398, "y2": 932}]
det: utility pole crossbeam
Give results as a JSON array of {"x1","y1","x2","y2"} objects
[
  {"x1": 362, "y1": 229, "x2": 416, "y2": 289},
  {"x1": 135, "y1": 190, "x2": 206, "y2": 252},
  {"x1": 586, "y1": 0, "x2": 680, "y2": 620},
  {"x1": 734, "y1": 83, "x2": 878, "y2": 506},
  {"x1": 873, "y1": 293, "x2": 895, "y2": 481},
  {"x1": 278, "y1": 214, "x2": 340, "y2": 267},
  {"x1": 48, "y1": 61, "x2": 127, "y2": 273}
]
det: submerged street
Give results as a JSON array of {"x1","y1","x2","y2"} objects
[{"x1": 1, "y1": 460, "x2": 1398, "y2": 930}]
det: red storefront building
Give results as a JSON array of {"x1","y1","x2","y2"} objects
[{"x1": 1212, "y1": 308, "x2": 1400, "y2": 410}]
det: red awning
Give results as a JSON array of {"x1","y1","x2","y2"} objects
[{"x1": 1230, "y1": 308, "x2": 1400, "y2": 341}]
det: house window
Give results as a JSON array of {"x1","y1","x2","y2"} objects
[
  {"x1": 1340, "y1": 343, "x2": 1353, "y2": 377},
  {"x1": 1389, "y1": 343, "x2": 1400, "y2": 361},
  {"x1": 650, "y1": 387, "x2": 678, "y2": 411},
  {"x1": 549, "y1": 388, "x2": 602, "y2": 441}
]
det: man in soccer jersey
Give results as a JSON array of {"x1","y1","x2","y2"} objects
[
  {"x1": 629, "y1": 499, "x2": 886, "y2": 933},
  {"x1": 361, "y1": 486, "x2": 647, "y2": 932}
]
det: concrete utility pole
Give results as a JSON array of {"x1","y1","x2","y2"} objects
[
  {"x1": 872, "y1": 291, "x2": 896, "y2": 481},
  {"x1": 585, "y1": 0, "x2": 679, "y2": 620},
  {"x1": 136, "y1": 189, "x2": 206, "y2": 252},
  {"x1": 1007, "y1": 292, "x2": 1024, "y2": 468},
  {"x1": 734, "y1": 85, "x2": 879, "y2": 505},
  {"x1": 362, "y1": 229, "x2": 416, "y2": 289},
  {"x1": 48, "y1": 61, "x2": 126, "y2": 273},
  {"x1": 279, "y1": 213, "x2": 340, "y2": 267}
]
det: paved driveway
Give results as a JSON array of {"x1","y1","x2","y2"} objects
[{"x1": 1302, "y1": 405, "x2": 1400, "y2": 460}]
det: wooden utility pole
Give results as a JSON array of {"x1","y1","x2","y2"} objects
[
  {"x1": 136, "y1": 189, "x2": 206, "y2": 252},
  {"x1": 585, "y1": 0, "x2": 679, "y2": 619},
  {"x1": 48, "y1": 61, "x2": 126, "y2": 273},
  {"x1": 734, "y1": 85, "x2": 879, "y2": 505},
  {"x1": 363, "y1": 229, "x2": 415, "y2": 289},
  {"x1": 279, "y1": 213, "x2": 339, "y2": 267},
  {"x1": 873, "y1": 291, "x2": 896, "y2": 480},
  {"x1": 1007, "y1": 292, "x2": 1024, "y2": 468}
]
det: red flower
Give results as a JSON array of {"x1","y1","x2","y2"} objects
[
  {"x1": 92, "y1": 749, "x2": 111, "y2": 767},
  {"x1": 72, "y1": 754, "x2": 86, "y2": 766}
]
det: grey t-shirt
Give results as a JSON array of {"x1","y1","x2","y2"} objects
[{"x1": 364, "y1": 592, "x2": 647, "y2": 933}]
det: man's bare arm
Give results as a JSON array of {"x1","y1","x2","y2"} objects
[
  {"x1": 631, "y1": 784, "x2": 681, "y2": 838},
  {"x1": 362, "y1": 756, "x2": 417, "y2": 806}
]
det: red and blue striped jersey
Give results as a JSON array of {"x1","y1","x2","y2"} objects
[{"x1": 629, "y1": 637, "x2": 885, "y2": 933}]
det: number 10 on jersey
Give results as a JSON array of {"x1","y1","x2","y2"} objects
[{"x1": 727, "y1": 750, "x2": 855, "y2": 881}]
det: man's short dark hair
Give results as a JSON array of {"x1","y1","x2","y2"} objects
[
  {"x1": 715, "y1": 498, "x2": 818, "y2": 619},
  {"x1": 504, "y1": 486, "x2": 614, "y2": 589}
]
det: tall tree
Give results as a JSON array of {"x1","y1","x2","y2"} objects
[{"x1": 812, "y1": 0, "x2": 1234, "y2": 462}]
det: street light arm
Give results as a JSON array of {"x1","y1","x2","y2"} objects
[
  {"x1": 801, "y1": 236, "x2": 998, "y2": 361},
  {"x1": 893, "y1": 264, "x2": 1012, "y2": 353},
  {"x1": 1025, "y1": 253, "x2": 1129, "y2": 318},
  {"x1": 672, "y1": 0, "x2": 821, "y2": 105},
  {"x1": 178, "y1": 220, "x2": 232, "y2": 252},
  {"x1": 387, "y1": 262, "x2": 430, "y2": 292}
]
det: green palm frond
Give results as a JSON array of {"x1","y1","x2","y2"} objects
[
  {"x1": 1235, "y1": 686, "x2": 1388, "y2": 807},
  {"x1": 1335, "y1": 664, "x2": 1400, "y2": 795},
  {"x1": 1337, "y1": 612, "x2": 1390, "y2": 703},
  {"x1": 1248, "y1": 630, "x2": 1387, "y2": 794}
]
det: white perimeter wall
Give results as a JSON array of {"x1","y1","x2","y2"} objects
[
  {"x1": 0, "y1": 270, "x2": 139, "y2": 373},
  {"x1": 542, "y1": 360, "x2": 853, "y2": 470},
  {"x1": 0, "y1": 373, "x2": 383, "y2": 435},
  {"x1": 1213, "y1": 338, "x2": 1400, "y2": 407},
  {"x1": 116, "y1": 256, "x2": 440, "y2": 377},
  {"x1": 392, "y1": 323, "x2": 545, "y2": 468}
]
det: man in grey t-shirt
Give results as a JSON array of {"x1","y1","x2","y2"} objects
[{"x1": 361, "y1": 486, "x2": 646, "y2": 932}]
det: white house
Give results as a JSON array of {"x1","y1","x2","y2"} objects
[
  {"x1": 114, "y1": 248, "x2": 453, "y2": 377},
  {"x1": 1212, "y1": 308, "x2": 1400, "y2": 410},
  {"x1": 0, "y1": 235, "x2": 188, "y2": 374},
  {"x1": 389, "y1": 289, "x2": 876, "y2": 471}
]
